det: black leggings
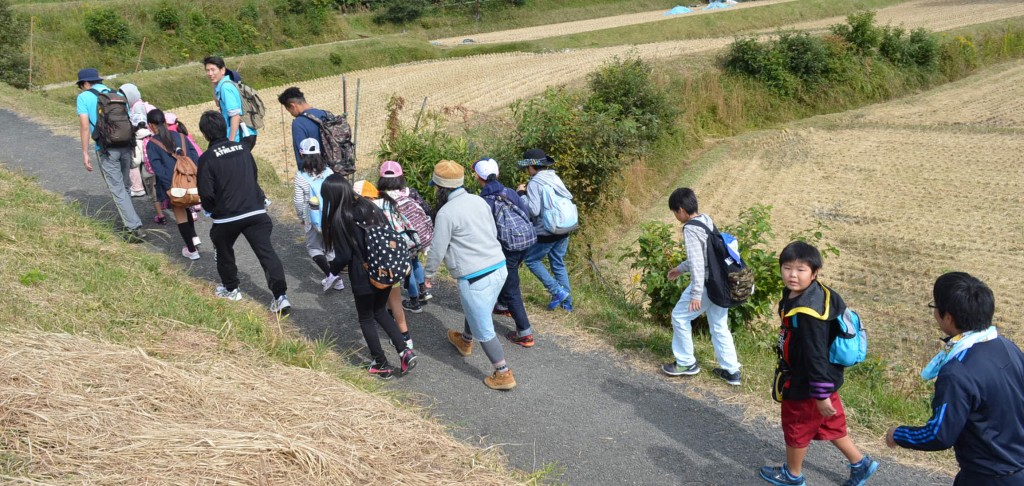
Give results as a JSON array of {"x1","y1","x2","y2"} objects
[{"x1": 354, "y1": 287, "x2": 407, "y2": 366}]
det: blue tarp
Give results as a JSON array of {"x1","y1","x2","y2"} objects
[
  {"x1": 663, "y1": 6, "x2": 693, "y2": 16},
  {"x1": 703, "y1": 2, "x2": 732, "y2": 10}
]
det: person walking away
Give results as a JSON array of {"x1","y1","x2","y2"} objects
[
  {"x1": 661, "y1": 188, "x2": 742, "y2": 385},
  {"x1": 278, "y1": 87, "x2": 327, "y2": 172},
  {"x1": 166, "y1": 112, "x2": 207, "y2": 226},
  {"x1": 886, "y1": 272, "x2": 1024, "y2": 486},
  {"x1": 133, "y1": 124, "x2": 164, "y2": 225},
  {"x1": 119, "y1": 83, "x2": 153, "y2": 198},
  {"x1": 203, "y1": 56, "x2": 257, "y2": 152},
  {"x1": 377, "y1": 160, "x2": 434, "y2": 314},
  {"x1": 196, "y1": 111, "x2": 290, "y2": 315},
  {"x1": 474, "y1": 158, "x2": 537, "y2": 348},
  {"x1": 356, "y1": 179, "x2": 415, "y2": 349},
  {"x1": 759, "y1": 241, "x2": 879, "y2": 486},
  {"x1": 516, "y1": 149, "x2": 574, "y2": 312},
  {"x1": 146, "y1": 109, "x2": 202, "y2": 260},
  {"x1": 425, "y1": 160, "x2": 516, "y2": 390},
  {"x1": 321, "y1": 174, "x2": 416, "y2": 380},
  {"x1": 75, "y1": 68, "x2": 146, "y2": 242},
  {"x1": 292, "y1": 137, "x2": 345, "y2": 292}
]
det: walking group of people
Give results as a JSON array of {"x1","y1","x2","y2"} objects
[{"x1": 75, "y1": 62, "x2": 1023, "y2": 484}]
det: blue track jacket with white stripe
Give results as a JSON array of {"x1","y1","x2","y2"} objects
[{"x1": 893, "y1": 336, "x2": 1024, "y2": 483}]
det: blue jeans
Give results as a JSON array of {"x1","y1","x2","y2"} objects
[
  {"x1": 456, "y1": 266, "x2": 508, "y2": 342},
  {"x1": 499, "y1": 249, "x2": 532, "y2": 336},
  {"x1": 671, "y1": 284, "x2": 740, "y2": 373},
  {"x1": 524, "y1": 236, "x2": 572, "y2": 306},
  {"x1": 406, "y1": 257, "x2": 424, "y2": 298},
  {"x1": 95, "y1": 146, "x2": 143, "y2": 230}
]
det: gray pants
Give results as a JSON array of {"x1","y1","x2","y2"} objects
[{"x1": 95, "y1": 146, "x2": 142, "y2": 230}]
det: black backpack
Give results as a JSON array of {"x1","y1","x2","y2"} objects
[
  {"x1": 89, "y1": 88, "x2": 133, "y2": 147},
  {"x1": 357, "y1": 221, "x2": 410, "y2": 290},
  {"x1": 301, "y1": 111, "x2": 355, "y2": 175},
  {"x1": 685, "y1": 219, "x2": 754, "y2": 308}
]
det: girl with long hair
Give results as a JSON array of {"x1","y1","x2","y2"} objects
[
  {"x1": 146, "y1": 109, "x2": 201, "y2": 260},
  {"x1": 321, "y1": 174, "x2": 416, "y2": 379}
]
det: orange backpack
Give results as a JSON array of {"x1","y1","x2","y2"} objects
[{"x1": 152, "y1": 133, "x2": 200, "y2": 207}]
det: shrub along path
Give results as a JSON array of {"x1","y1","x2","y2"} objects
[{"x1": 0, "y1": 108, "x2": 949, "y2": 484}]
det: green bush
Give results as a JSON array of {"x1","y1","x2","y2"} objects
[
  {"x1": 373, "y1": 0, "x2": 427, "y2": 25},
  {"x1": 152, "y1": 1, "x2": 181, "y2": 31},
  {"x1": 587, "y1": 55, "x2": 677, "y2": 143},
  {"x1": 776, "y1": 31, "x2": 839, "y2": 83},
  {"x1": 830, "y1": 11, "x2": 881, "y2": 56},
  {"x1": 626, "y1": 205, "x2": 838, "y2": 330},
  {"x1": 239, "y1": 0, "x2": 261, "y2": 23},
  {"x1": 0, "y1": 0, "x2": 28, "y2": 88},
  {"x1": 880, "y1": 26, "x2": 939, "y2": 68},
  {"x1": 723, "y1": 36, "x2": 798, "y2": 96},
  {"x1": 84, "y1": 7, "x2": 131, "y2": 46}
]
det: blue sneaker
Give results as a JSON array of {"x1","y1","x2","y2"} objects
[
  {"x1": 548, "y1": 288, "x2": 571, "y2": 310},
  {"x1": 759, "y1": 465, "x2": 805, "y2": 486},
  {"x1": 843, "y1": 455, "x2": 879, "y2": 486},
  {"x1": 561, "y1": 301, "x2": 574, "y2": 312}
]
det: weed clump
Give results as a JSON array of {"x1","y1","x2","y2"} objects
[{"x1": 84, "y1": 7, "x2": 132, "y2": 46}]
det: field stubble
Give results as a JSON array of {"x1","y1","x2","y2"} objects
[{"x1": 691, "y1": 59, "x2": 1024, "y2": 391}]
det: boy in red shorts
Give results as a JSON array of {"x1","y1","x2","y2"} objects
[{"x1": 759, "y1": 241, "x2": 879, "y2": 486}]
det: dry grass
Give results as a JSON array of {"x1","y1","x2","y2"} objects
[
  {"x1": 691, "y1": 59, "x2": 1024, "y2": 390},
  {"x1": 0, "y1": 331, "x2": 515, "y2": 485},
  {"x1": 169, "y1": 0, "x2": 1024, "y2": 182}
]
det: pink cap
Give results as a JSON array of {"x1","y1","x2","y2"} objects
[
  {"x1": 165, "y1": 112, "x2": 178, "y2": 125},
  {"x1": 380, "y1": 160, "x2": 403, "y2": 177}
]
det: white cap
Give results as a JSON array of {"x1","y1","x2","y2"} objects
[
  {"x1": 473, "y1": 158, "x2": 499, "y2": 180},
  {"x1": 299, "y1": 138, "x2": 320, "y2": 155}
]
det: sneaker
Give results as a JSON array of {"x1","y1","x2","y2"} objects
[
  {"x1": 399, "y1": 349, "x2": 417, "y2": 375},
  {"x1": 192, "y1": 236, "x2": 202, "y2": 247},
  {"x1": 712, "y1": 368, "x2": 741, "y2": 386},
  {"x1": 181, "y1": 246, "x2": 200, "y2": 260},
  {"x1": 405, "y1": 338, "x2": 414, "y2": 350},
  {"x1": 124, "y1": 227, "x2": 147, "y2": 244},
  {"x1": 264, "y1": 198, "x2": 272, "y2": 208},
  {"x1": 547, "y1": 288, "x2": 571, "y2": 310},
  {"x1": 447, "y1": 329, "x2": 473, "y2": 357},
  {"x1": 561, "y1": 301, "x2": 574, "y2": 312},
  {"x1": 333, "y1": 276, "x2": 345, "y2": 290},
  {"x1": 402, "y1": 298, "x2": 423, "y2": 314},
  {"x1": 661, "y1": 362, "x2": 701, "y2": 376},
  {"x1": 368, "y1": 361, "x2": 394, "y2": 380},
  {"x1": 419, "y1": 284, "x2": 432, "y2": 301},
  {"x1": 130, "y1": 190, "x2": 146, "y2": 197},
  {"x1": 506, "y1": 331, "x2": 535, "y2": 348},
  {"x1": 215, "y1": 286, "x2": 242, "y2": 301},
  {"x1": 843, "y1": 456, "x2": 879, "y2": 486},
  {"x1": 484, "y1": 368, "x2": 516, "y2": 390},
  {"x1": 321, "y1": 273, "x2": 341, "y2": 292},
  {"x1": 493, "y1": 304, "x2": 512, "y2": 317},
  {"x1": 759, "y1": 465, "x2": 805, "y2": 486},
  {"x1": 153, "y1": 215, "x2": 167, "y2": 225},
  {"x1": 270, "y1": 295, "x2": 292, "y2": 315}
]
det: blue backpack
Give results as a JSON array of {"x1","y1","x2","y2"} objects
[
  {"x1": 830, "y1": 307, "x2": 868, "y2": 367},
  {"x1": 488, "y1": 194, "x2": 536, "y2": 252},
  {"x1": 536, "y1": 180, "x2": 578, "y2": 235},
  {"x1": 299, "y1": 171, "x2": 328, "y2": 232}
]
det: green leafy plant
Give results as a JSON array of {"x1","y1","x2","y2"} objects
[
  {"x1": 373, "y1": 0, "x2": 427, "y2": 25},
  {"x1": 0, "y1": 0, "x2": 28, "y2": 88},
  {"x1": 830, "y1": 11, "x2": 881, "y2": 56},
  {"x1": 84, "y1": 7, "x2": 131, "y2": 46},
  {"x1": 586, "y1": 55, "x2": 677, "y2": 144},
  {"x1": 152, "y1": 1, "x2": 181, "y2": 31}
]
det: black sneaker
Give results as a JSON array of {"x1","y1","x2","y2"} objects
[
  {"x1": 419, "y1": 284, "x2": 432, "y2": 301},
  {"x1": 368, "y1": 361, "x2": 395, "y2": 380},
  {"x1": 402, "y1": 298, "x2": 423, "y2": 314},
  {"x1": 712, "y1": 367, "x2": 741, "y2": 386},
  {"x1": 662, "y1": 362, "x2": 700, "y2": 376}
]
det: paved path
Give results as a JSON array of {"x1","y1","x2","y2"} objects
[{"x1": 0, "y1": 109, "x2": 951, "y2": 485}]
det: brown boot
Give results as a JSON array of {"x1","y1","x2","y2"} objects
[
  {"x1": 484, "y1": 369, "x2": 516, "y2": 390},
  {"x1": 447, "y1": 329, "x2": 473, "y2": 357}
]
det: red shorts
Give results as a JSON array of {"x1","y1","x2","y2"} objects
[{"x1": 781, "y1": 393, "x2": 848, "y2": 448}]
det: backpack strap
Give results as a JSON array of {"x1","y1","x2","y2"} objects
[
  {"x1": 300, "y1": 112, "x2": 323, "y2": 126},
  {"x1": 683, "y1": 218, "x2": 715, "y2": 235}
]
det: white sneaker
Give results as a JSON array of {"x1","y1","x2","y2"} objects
[
  {"x1": 270, "y1": 295, "x2": 291, "y2": 314},
  {"x1": 192, "y1": 236, "x2": 202, "y2": 247},
  {"x1": 215, "y1": 286, "x2": 242, "y2": 301},
  {"x1": 332, "y1": 276, "x2": 346, "y2": 290},
  {"x1": 130, "y1": 190, "x2": 146, "y2": 197},
  {"x1": 181, "y1": 246, "x2": 200, "y2": 260},
  {"x1": 321, "y1": 273, "x2": 340, "y2": 292}
]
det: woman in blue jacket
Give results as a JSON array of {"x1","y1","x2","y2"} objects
[{"x1": 146, "y1": 109, "x2": 202, "y2": 260}]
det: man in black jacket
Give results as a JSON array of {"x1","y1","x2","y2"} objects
[{"x1": 197, "y1": 111, "x2": 290, "y2": 315}]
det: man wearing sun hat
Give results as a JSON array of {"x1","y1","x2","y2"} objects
[
  {"x1": 425, "y1": 160, "x2": 517, "y2": 390},
  {"x1": 76, "y1": 67, "x2": 146, "y2": 242},
  {"x1": 516, "y1": 148, "x2": 576, "y2": 312}
]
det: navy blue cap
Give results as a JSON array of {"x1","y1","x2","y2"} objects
[{"x1": 76, "y1": 68, "x2": 103, "y2": 86}]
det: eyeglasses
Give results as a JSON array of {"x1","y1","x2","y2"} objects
[{"x1": 927, "y1": 302, "x2": 937, "y2": 310}]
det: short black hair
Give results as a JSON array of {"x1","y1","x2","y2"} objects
[
  {"x1": 278, "y1": 87, "x2": 305, "y2": 106},
  {"x1": 779, "y1": 241, "x2": 823, "y2": 272},
  {"x1": 668, "y1": 187, "x2": 698, "y2": 214},
  {"x1": 199, "y1": 110, "x2": 226, "y2": 143},
  {"x1": 933, "y1": 272, "x2": 994, "y2": 333},
  {"x1": 202, "y1": 56, "x2": 225, "y2": 70}
]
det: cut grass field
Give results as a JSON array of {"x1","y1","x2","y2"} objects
[{"x1": 0, "y1": 167, "x2": 517, "y2": 483}]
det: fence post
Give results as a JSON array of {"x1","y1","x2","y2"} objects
[
  {"x1": 414, "y1": 96, "x2": 428, "y2": 133},
  {"x1": 353, "y1": 78, "x2": 361, "y2": 168},
  {"x1": 281, "y1": 104, "x2": 289, "y2": 181},
  {"x1": 28, "y1": 16, "x2": 34, "y2": 88},
  {"x1": 134, "y1": 36, "x2": 147, "y2": 73}
]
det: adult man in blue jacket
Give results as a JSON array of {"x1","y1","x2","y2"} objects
[
  {"x1": 887, "y1": 272, "x2": 1024, "y2": 485},
  {"x1": 75, "y1": 68, "x2": 145, "y2": 242}
]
